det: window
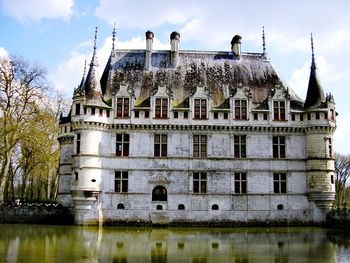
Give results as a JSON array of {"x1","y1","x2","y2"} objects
[
  {"x1": 307, "y1": 113, "x2": 311, "y2": 120},
  {"x1": 253, "y1": 113, "x2": 258, "y2": 120},
  {"x1": 273, "y1": 101, "x2": 285, "y2": 121},
  {"x1": 327, "y1": 138, "x2": 332, "y2": 157},
  {"x1": 193, "y1": 135, "x2": 207, "y2": 158},
  {"x1": 184, "y1": 112, "x2": 188, "y2": 119},
  {"x1": 155, "y1": 98, "x2": 168, "y2": 119},
  {"x1": 194, "y1": 99, "x2": 207, "y2": 119},
  {"x1": 223, "y1": 112, "x2": 228, "y2": 119},
  {"x1": 156, "y1": 205, "x2": 163, "y2": 210},
  {"x1": 330, "y1": 109, "x2": 335, "y2": 121},
  {"x1": 300, "y1": 114, "x2": 304, "y2": 121},
  {"x1": 234, "y1": 135, "x2": 246, "y2": 158},
  {"x1": 277, "y1": 204, "x2": 284, "y2": 210},
  {"x1": 212, "y1": 204, "x2": 219, "y2": 210},
  {"x1": 234, "y1": 173, "x2": 247, "y2": 194},
  {"x1": 116, "y1": 134, "x2": 129, "y2": 157},
  {"x1": 145, "y1": 110, "x2": 150, "y2": 118},
  {"x1": 84, "y1": 106, "x2": 87, "y2": 115},
  {"x1": 116, "y1": 98, "x2": 129, "y2": 118},
  {"x1": 152, "y1": 186, "x2": 167, "y2": 201},
  {"x1": 291, "y1": 114, "x2": 295, "y2": 121},
  {"x1": 75, "y1": 103, "x2": 81, "y2": 115},
  {"x1": 134, "y1": 110, "x2": 139, "y2": 118},
  {"x1": 75, "y1": 172, "x2": 78, "y2": 181},
  {"x1": 331, "y1": 175, "x2": 334, "y2": 184},
  {"x1": 263, "y1": 113, "x2": 268, "y2": 120},
  {"x1": 76, "y1": 133, "x2": 81, "y2": 154},
  {"x1": 154, "y1": 134, "x2": 167, "y2": 157},
  {"x1": 115, "y1": 171, "x2": 128, "y2": 193},
  {"x1": 106, "y1": 110, "x2": 110, "y2": 117},
  {"x1": 273, "y1": 173, "x2": 287, "y2": 194},
  {"x1": 91, "y1": 107, "x2": 96, "y2": 115},
  {"x1": 99, "y1": 109, "x2": 103, "y2": 116},
  {"x1": 213, "y1": 112, "x2": 218, "y2": 119},
  {"x1": 316, "y1": 112, "x2": 320, "y2": 119},
  {"x1": 178, "y1": 204, "x2": 185, "y2": 210},
  {"x1": 273, "y1": 136, "x2": 285, "y2": 159},
  {"x1": 193, "y1": 172, "x2": 207, "y2": 194},
  {"x1": 173, "y1": 111, "x2": 178, "y2": 119},
  {"x1": 234, "y1": 99, "x2": 247, "y2": 120},
  {"x1": 117, "y1": 203, "x2": 125, "y2": 209}
]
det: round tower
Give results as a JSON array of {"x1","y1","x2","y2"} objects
[{"x1": 304, "y1": 35, "x2": 336, "y2": 221}]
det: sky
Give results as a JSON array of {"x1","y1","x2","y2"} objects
[{"x1": 0, "y1": 0, "x2": 350, "y2": 154}]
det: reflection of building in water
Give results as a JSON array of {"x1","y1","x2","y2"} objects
[
  {"x1": 57, "y1": 25, "x2": 336, "y2": 226},
  {"x1": 0, "y1": 226, "x2": 340, "y2": 262}
]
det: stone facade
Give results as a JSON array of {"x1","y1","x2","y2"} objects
[{"x1": 57, "y1": 28, "x2": 336, "y2": 225}]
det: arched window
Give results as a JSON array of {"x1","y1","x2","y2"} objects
[
  {"x1": 212, "y1": 204, "x2": 219, "y2": 210},
  {"x1": 152, "y1": 185, "x2": 167, "y2": 201},
  {"x1": 117, "y1": 203, "x2": 125, "y2": 210},
  {"x1": 277, "y1": 204, "x2": 284, "y2": 210},
  {"x1": 178, "y1": 204, "x2": 185, "y2": 210},
  {"x1": 156, "y1": 205, "x2": 163, "y2": 210}
]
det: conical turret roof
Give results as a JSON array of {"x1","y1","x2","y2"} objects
[
  {"x1": 304, "y1": 35, "x2": 325, "y2": 109},
  {"x1": 84, "y1": 27, "x2": 103, "y2": 100},
  {"x1": 100, "y1": 23, "x2": 116, "y2": 100}
]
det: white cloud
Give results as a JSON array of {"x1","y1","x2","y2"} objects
[
  {"x1": 334, "y1": 113, "x2": 350, "y2": 155},
  {"x1": 50, "y1": 35, "x2": 169, "y2": 95},
  {"x1": 0, "y1": 47, "x2": 9, "y2": 58},
  {"x1": 95, "y1": 0, "x2": 200, "y2": 29},
  {"x1": 0, "y1": 0, "x2": 74, "y2": 22}
]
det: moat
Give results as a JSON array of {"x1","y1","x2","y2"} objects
[{"x1": 0, "y1": 224, "x2": 349, "y2": 262}]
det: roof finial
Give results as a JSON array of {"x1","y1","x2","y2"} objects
[
  {"x1": 112, "y1": 22, "x2": 116, "y2": 52},
  {"x1": 93, "y1": 27, "x2": 98, "y2": 53},
  {"x1": 311, "y1": 33, "x2": 315, "y2": 61},
  {"x1": 262, "y1": 26, "x2": 266, "y2": 55},
  {"x1": 83, "y1": 59, "x2": 87, "y2": 76}
]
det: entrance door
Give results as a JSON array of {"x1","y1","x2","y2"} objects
[{"x1": 152, "y1": 185, "x2": 167, "y2": 202}]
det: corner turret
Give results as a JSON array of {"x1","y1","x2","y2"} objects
[{"x1": 304, "y1": 34, "x2": 336, "y2": 221}]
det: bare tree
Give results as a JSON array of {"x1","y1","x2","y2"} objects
[
  {"x1": 334, "y1": 153, "x2": 350, "y2": 207},
  {"x1": 0, "y1": 55, "x2": 49, "y2": 203}
]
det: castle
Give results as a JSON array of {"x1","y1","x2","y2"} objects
[{"x1": 57, "y1": 27, "x2": 336, "y2": 225}]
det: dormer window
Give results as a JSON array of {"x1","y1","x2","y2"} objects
[
  {"x1": 194, "y1": 99, "x2": 207, "y2": 119},
  {"x1": 234, "y1": 99, "x2": 247, "y2": 120},
  {"x1": 116, "y1": 98, "x2": 130, "y2": 118},
  {"x1": 155, "y1": 98, "x2": 168, "y2": 119},
  {"x1": 273, "y1": 101, "x2": 285, "y2": 121}
]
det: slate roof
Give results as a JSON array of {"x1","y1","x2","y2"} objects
[{"x1": 101, "y1": 49, "x2": 303, "y2": 110}]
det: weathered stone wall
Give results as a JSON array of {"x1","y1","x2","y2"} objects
[{"x1": 0, "y1": 203, "x2": 73, "y2": 225}]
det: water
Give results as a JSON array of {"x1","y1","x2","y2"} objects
[{"x1": 0, "y1": 224, "x2": 349, "y2": 263}]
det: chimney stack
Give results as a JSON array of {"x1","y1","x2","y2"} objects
[
  {"x1": 231, "y1": 35, "x2": 242, "y2": 58},
  {"x1": 170, "y1": 31, "x2": 180, "y2": 67},
  {"x1": 145, "y1": 31, "x2": 154, "y2": 71}
]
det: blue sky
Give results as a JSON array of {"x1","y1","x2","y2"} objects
[{"x1": 1, "y1": 0, "x2": 350, "y2": 154}]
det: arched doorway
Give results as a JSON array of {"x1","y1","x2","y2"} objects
[{"x1": 152, "y1": 185, "x2": 167, "y2": 201}]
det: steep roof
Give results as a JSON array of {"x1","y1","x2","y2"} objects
[
  {"x1": 83, "y1": 27, "x2": 106, "y2": 107},
  {"x1": 108, "y1": 49, "x2": 303, "y2": 109},
  {"x1": 304, "y1": 36, "x2": 325, "y2": 110}
]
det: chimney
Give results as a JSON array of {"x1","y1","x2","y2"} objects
[
  {"x1": 170, "y1": 31, "x2": 180, "y2": 67},
  {"x1": 145, "y1": 31, "x2": 154, "y2": 71},
  {"x1": 231, "y1": 35, "x2": 242, "y2": 58}
]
